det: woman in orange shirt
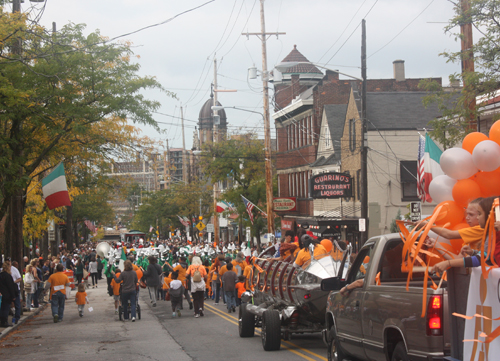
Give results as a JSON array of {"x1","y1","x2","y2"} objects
[
  {"x1": 186, "y1": 256, "x2": 207, "y2": 318},
  {"x1": 293, "y1": 234, "x2": 328, "y2": 269}
]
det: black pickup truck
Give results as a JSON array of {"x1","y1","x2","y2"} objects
[{"x1": 322, "y1": 234, "x2": 451, "y2": 361}]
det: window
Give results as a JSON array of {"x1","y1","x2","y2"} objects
[
  {"x1": 349, "y1": 118, "x2": 356, "y2": 151},
  {"x1": 400, "y1": 161, "x2": 419, "y2": 201},
  {"x1": 347, "y1": 245, "x2": 374, "y2": 284}
]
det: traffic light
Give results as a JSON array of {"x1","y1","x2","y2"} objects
[
  {"x1": 199, "y1": 232, "x2": 203, "y2": 237},
  {"x1": 199, "y1": 216, "x2": 203, "y2": 221}
]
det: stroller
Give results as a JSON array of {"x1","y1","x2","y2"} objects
[{"x1": 118, "y1": 284, "x2": 141, "y2": 321}]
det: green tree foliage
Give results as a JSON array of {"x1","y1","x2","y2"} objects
[
  {"x1": 421, "y1": 0, "x2": 500, "y2": 148},
  {"x1": 0, "y1": 13, "x2": 171, "y2": 220}
]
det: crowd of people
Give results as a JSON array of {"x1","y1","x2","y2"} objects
[{"x1": 0, "y1": 227, "x2": 345, "y2": 327}]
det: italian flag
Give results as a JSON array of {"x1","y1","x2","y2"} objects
[
  {"x1": 42, "y1": 163, "x2": 72, "y2": 210},
  {"x1": 216, "y1": 200, "x2": 235, "y2": 213},
  {"x1": 417, "y1": 134, "x2": 443, "y2": 203}
]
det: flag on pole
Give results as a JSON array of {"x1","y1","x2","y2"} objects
[
  {"x1": 241, "y1": 195, "x2": 255, "y2": 224},
  {"x1": 149, "y1": 225, "x2": 154, "y2": 233},
  {"x1": 182, "y1": 216, "x2": 191, "y2": 225},
  {"x1": 417, "y1": 134, "x2": 444, "y2": 203},
  {"x1": 84, "y1": 220, "x2": 96, "y2": 234},
  {"x1": 178, "y1": 215, "x2": 189, "y2": 227},
  {"x1": 42, "y1": 163, "x2": 71, "y2": 210}
]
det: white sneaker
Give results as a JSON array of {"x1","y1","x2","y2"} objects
[{"x1": 131, "y1": 317, "x2": 136, "y2": 322}]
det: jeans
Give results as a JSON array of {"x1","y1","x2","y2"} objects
[
  {"x1": 26, "y1": 292, "x2": 33, "y2": 308},
  {"x1": 75, "y1": 274, "x2": 83, "y2": 285},
  {"x1": 147, "y1": 286, "x2": 157, "y2": 304},
  {"x1": 213, "y1": 282, "x2": 221, "y2": 303},
  {"x1": 13, "y1": 290, "x2": 21, "y2": 320},
  {"x1": 224, "y1": 291, "x2": 236, "y2": 310},
  {"x1": 91, "y1": 273, "x2": 98, "y2": 286},
  {"x1": 51, "y1": 291, "x2": 66, "y2": 320},
  {"x1": 122, "y1": 291, "x2": 136, "y2": 319}
]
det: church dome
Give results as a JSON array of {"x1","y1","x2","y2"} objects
[{"x1": 198, "y1": 98, "x2": 227, "y2": 130}]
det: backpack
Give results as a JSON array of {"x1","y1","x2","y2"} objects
[{"x1": 192, "y1": 266, "x2": 202, "y2": 282}]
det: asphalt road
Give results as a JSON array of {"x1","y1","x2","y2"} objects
[{"x1": 0, "y1": 283, "x2": 329, "y2": 361}]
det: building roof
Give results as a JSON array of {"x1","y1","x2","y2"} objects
[
  {"x1": 198, "y1": 97, "x2": 227, "y2": 130},
  {"x1": 366, "y1": 92, "x2": 441, "y2": 130},
  {"x1": 279, "y1": 45, "x2": 323, "y2": 74},
  {"x1": 323, "y1": 104, "x2": 348, "y2": 161}
]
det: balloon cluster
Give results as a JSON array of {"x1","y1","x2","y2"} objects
[{"x1": 428, "y1": 120, "x2": 500, "y2": 236}]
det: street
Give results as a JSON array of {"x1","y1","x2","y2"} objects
[{"x1": 0, "y1": 285, "x2": 328, "y2": 361}]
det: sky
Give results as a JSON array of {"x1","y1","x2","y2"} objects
[{"x1": 18, "y1": 0, "x2": 463, "y2": 151}]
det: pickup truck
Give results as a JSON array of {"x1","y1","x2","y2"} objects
[{"x1": 321, "y1": 234, "x2": 451, "y2": 361}]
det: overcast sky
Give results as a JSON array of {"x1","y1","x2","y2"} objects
[{"x1": 21, "y1": 0, "x2": 462, "y2": 150}]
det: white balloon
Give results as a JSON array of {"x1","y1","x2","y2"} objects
[
  {"x1": 439, "y1": 148, "x2": 478, "y2": 180},
  {"x1": 429, "y1": 175, "x2": 456, "y2": 203},
  {"x1": 472, "y1": 140, "x2": 500, "y2": 172}
]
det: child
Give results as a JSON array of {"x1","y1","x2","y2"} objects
[
  {"x1": 169, "y1": 271, "x2": 185, "y2": 318},
  {"x1": 235, "y1": 275, "x2": 246, "y2": 306},
  {"x1": 75, "y1": 283, "x2": 89, "y2": 317},
  {"x1": 162, "y1": 271, "x2": 171, "y2": 301},
  {"x1": 110, "y1": 269, "x2": 122, "y2": 314}
]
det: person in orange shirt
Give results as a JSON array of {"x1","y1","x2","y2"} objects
[
  {"x1": 75, "y1": 282, "x2": 89, "y2": 317},
  {"x1": 235, "y1": 275, "x2": 246, "y2": 306},
  {"x1": 110, "y1": 269, "x2": 122, "y2": 314},
  {"x1": 45, "y1": 263, "x2": 70, "y2": 323},
  {"x1": 162, "y1": 271, "x2": 172, "y2": 298},
  {"x1": 243, "y1": 260, "x2": 255, "y2": 291},
  {"x1": 186, "y1": 256, "x2": 207, "y2": 317},
  {"x1": 293, "y1": 235, "x2": 328, "y2": 269},
  {"x1": 173, "y1": 257, "x2": 192, "y2": 310},
  {"x1": 231, "y1": 252, "x2": 248, "y2": 277}
]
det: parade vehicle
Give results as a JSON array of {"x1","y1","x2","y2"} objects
[
  {"x1": 238, "y1": 243, "x2": 346, "y2": 351},
  {"x1": 322, "y1": 234, "x2": 450, "y2": 361}
]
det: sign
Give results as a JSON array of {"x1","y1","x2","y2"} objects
[
  {"x1": 206, "y1": 224, "x2": 214, "y2": 233},
  {"x1": 281, "y1": 219, "x2": 293, "y2": 231},
  {"x1": 309, "y1": 172, "x2": 352, "y2": 199},
  {"x1": 273, "y1": 197, "x2": 297, "y2": 212},
  {"x1": 359, "y1": 218, "x2": 366, "y2": 232},
  {"x1": 464, "y1": 268, "x2": 500, "y2": 360},
  {"x1": 410, "y1": 202, "x2": 421, "y2": 222},
  {"x1": 195, "y1": 222, "x2": 206, "y2": 231}
]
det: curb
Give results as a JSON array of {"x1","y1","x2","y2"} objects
[{"x1": 0, "y1": 303, "x2": 49, "y2": 341}]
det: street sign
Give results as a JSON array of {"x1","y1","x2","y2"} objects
[
  {"x1": 196, "y1": 222, "x2": 206, "y2": 231},
  {"x1": 206, "y1": 224, "x2": 214, "y2": 233},
  {"x1": 410, "y1": 202, "x2": 421, "y2": 222},
  {"x1": 359, "y1": 218, "x2": 366, "y2": 232}
]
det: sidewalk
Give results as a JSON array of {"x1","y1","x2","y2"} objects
[
  {"x1": 0, "y1": 281, "x2": 192, "y2": 360},
  {"x1": 0, "y1": 303, "x2": 47, "y2": 340}
]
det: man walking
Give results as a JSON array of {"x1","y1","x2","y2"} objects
[
  {"x1": 45, "y1": 264, "x2": 70, "y2": 323},
  {"x1": 221, "y1": 263, "x2": 238, "y2": 313}
]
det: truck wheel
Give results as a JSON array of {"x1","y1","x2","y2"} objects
[
  {"x1": 327, "y1": 326, "x2": 346, "y2": 361},
  {"x1": 239, "y1": 303, "x2": 255, "y2": 337},
  {"x1": 391, "y1": 341, "x2": 409, "y2": 361},
  {"x1": 261, "y1": 310, "x2": 281, "y2": 351}
]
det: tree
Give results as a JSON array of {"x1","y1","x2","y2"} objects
[
  {"x1": 0, "y1": 11, "x2": 174, "y2": 260},
  {"x1": 201, "y1": 136, "x2": 276, "y2": 250},
  {"x1": 421, "y1": 0, "x2": 500, "y2": 148}
]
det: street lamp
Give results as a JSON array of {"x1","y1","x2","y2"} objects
[{"x1": 274, "y1": 59, "x2": 368, "y2": 244}]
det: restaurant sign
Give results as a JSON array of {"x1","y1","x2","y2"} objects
[
  {"x1": 310, "y1": 172, "x2": 353, "y2": 199},
  {"x1": 273, "y1": 197, "x2": 297, "y2": 212}
]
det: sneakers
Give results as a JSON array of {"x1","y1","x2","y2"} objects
[
  {"x1": 194, "y1": 314, "x2": 200, "y2": 318},
  {"x1": 152, "y1": 303, "x2": 157, "y2": 307},
  {"x1": 53, "y1": 315, "x2": 59, "y2": 323},
  {"x1": 12, "y1": 318, "x2": 17, "y2": 325},
  {"x1": 214, "y1": 303, "x2": 219, "y2": 305},
  {"x1": 189, "y1": 303, "x2": 193, "y2": 310},
  {"x1": 199, "y1": 310, "x2": 204, "y2": 317},
  {"x1": 115, "y1": 310, "x2": 118, "y2": 315},
  {"x1": 177, "y1": 310, "x2": 181, "y2": 317},
  {"x1": 172, "y1": 312, "x2": 176, "y2": 318},
  {"x1": 232, "y1": 306, "x2": 236, "y2": 312},
  {"x1": 79, "y1": 312, "x2": 83, "y2": 317},
  {"x1": 131, "y1": 317, "x2": 136, "y2": 322}
]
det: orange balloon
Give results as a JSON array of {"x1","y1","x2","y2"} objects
[
  {"x1": 434, "y1": 200, "x2": 464, "y2": 227},
  {"x1": 462, "y1": 132, "x2": 489, "y2": 153},
  {"x1": 452, "y1": 179, "x2": 482, "y2": 208},
  {"x1": 473, "y1": 171, "x2": 500, "y2": 197},
  {"x1": 489, "y1": 119, "x2": 500, "y2": 146},
  {"x1": 320, "y1": 239, "x2": 332, "y2": 253}
]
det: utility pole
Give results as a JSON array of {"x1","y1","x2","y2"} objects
[
  {"x1": 181, "y1": 106, "x2": 187, "y2": 184},
  {"x1": 212, "y1": 58, "x2": 220, "y2": 246},
  {"x1": 460, "y1": 0, "x2": 477, "y2": 131},
  {"x1": 242, "y1": 0, "x2": 285, "y2": 237},
  {"x1": 360, "y1": 19, "x2": 368, "y2": 245}
]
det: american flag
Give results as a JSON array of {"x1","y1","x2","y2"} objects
[
  {"x1": 178, "y1": 215, "x2": 189, "y2": 227},
  {"x1": 84, "y1": 220, "x2": 96, "y2": 234},
  {"x1": 241, "y1": 195, "x2": 255, "y2": 224},
  {"x1": 417, "y1": 135, "x2": 426, "y2": 201}
]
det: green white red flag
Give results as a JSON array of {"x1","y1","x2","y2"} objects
[
  {"x1": 42, "y1": 163, "x2": 71, "y2": 210},
  {"x1": 417, "y1": 134, "x2": 443, "y2": 203}
]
